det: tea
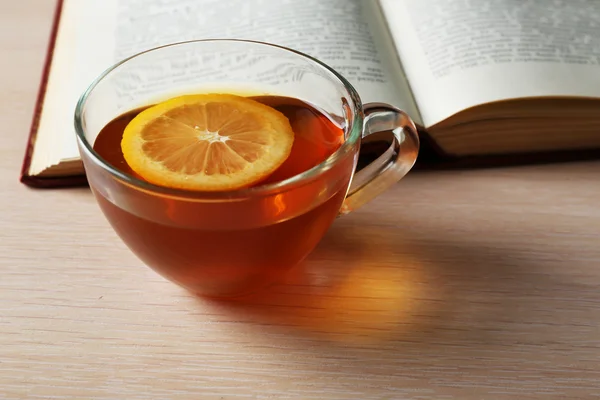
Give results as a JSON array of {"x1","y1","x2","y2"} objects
[{"x1": 91, "y1": 95, "x2": 351, "y2": 296}]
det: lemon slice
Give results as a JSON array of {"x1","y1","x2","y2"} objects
[{"x1": 121, "y1": 93, "x2": 294, "y2": 191}]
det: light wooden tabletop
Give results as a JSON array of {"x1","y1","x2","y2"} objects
[{"x1": 2, "y1": 1, "x2": 600, "y2": 399}]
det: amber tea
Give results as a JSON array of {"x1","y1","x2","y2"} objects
[{"x1": 91, "y1": 94, "x2": 349, "y2": 296}]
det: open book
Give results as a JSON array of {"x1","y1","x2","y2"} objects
[{"x1": 21, "y1": 0, "x2": 600, "y2": 187}]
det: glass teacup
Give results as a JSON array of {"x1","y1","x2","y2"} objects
[{"x1": 75, "y1": 40, "x2": 419, "y2": 297}]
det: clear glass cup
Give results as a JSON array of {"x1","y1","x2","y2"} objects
[{"x1": 74, "y1": 39, "x2": 419, "y2": 298}]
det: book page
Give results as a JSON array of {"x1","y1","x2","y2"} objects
[
  {"x1": 58, "y1": 0, "x2": 420, "y2": 161},
  {"x1": 380, "y1": 0, "x2": 600, "y2": 127},
  {"x1": 29, "y1": 0, "x2": 83, "y2": 175}
]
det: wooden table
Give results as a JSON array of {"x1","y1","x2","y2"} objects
[{"x1": 2, "y1": 2, "x2": 600, "y2": 399}]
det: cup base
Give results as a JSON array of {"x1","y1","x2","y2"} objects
[{"x1": 163, "y1": 268, "x2": 288, "y2": 300}]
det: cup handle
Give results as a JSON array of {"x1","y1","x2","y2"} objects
[{"x1": 340, "y1": 103, "x2": 420, "y2": 215}]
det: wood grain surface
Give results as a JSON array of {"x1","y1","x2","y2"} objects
[{"x1": 2, "y1": 1, "x2": 600, "y2": 399}]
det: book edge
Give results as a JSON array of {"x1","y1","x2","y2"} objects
[{"x1": 18, "y1": 0, "x2": 87, "y2": 189}]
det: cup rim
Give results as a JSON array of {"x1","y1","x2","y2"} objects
[{"x1": 74, "y1": 38, "x2": 364, "y2": 200}]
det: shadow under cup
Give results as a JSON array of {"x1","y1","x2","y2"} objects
[{"x1": 75, "y1": 40, "x2": 418, "y2": 298}]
